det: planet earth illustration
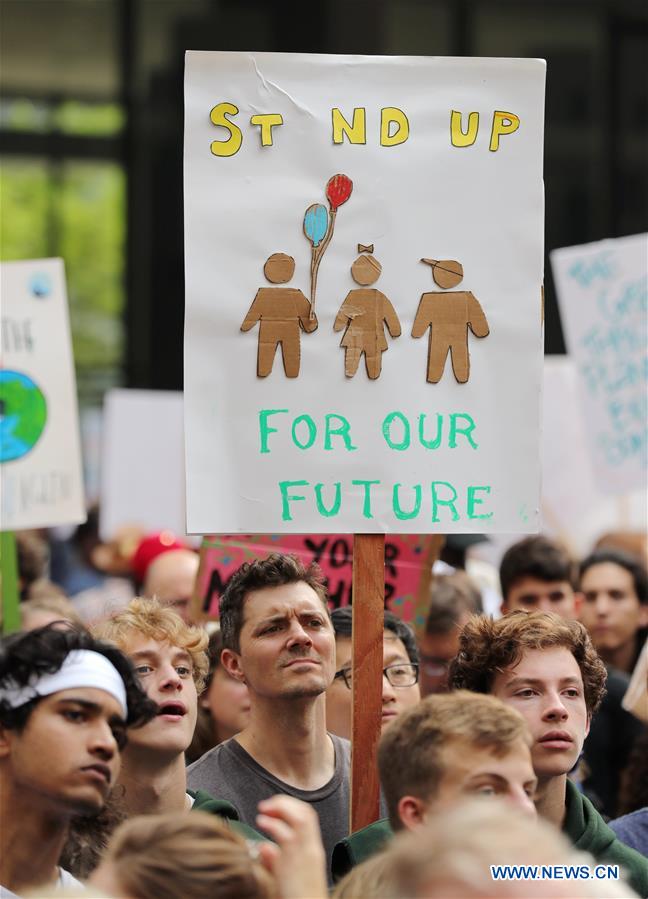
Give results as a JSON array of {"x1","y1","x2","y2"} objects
[{"x1": 0, "y1": 370, "x2": 47, "y2": 463}]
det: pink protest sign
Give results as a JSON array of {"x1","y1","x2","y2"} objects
[{"x1": 193, "y1": 534, "x2": 434, "y2": 625}]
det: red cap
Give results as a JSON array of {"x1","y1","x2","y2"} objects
[{"x1": 131, "y1": 531, "x2": 186, "y2": 583}]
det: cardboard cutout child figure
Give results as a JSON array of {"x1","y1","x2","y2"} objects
[
  {"x1": 240, "y1": 253, "x2": 318, "y2": 378},
  {"x1": 333, "y1": 245, "x2": 402, "y2": 380},
  {"x1": 411, "y1": 259, "x2": 490, "y2": 384}
]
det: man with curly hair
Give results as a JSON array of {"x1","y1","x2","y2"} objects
[
  {"x1": 0, "y1": 624, "x2": 155, "y2": 897},
  {"x1": 449, "y1": 610, "x2": 648, "y2": 896}
]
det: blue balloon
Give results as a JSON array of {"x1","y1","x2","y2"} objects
[{"x1": 303, "y1": 204, "x2": 328, "y2": 247}]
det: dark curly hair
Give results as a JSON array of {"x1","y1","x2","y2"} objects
[
  {"x1": 220, "y1": 553, "x2": 329, "y2": 652},
  {"x1": 0, "y1": 625, "x2": 157, "y2": 732},
  {"x1": 449, "y1": 610, "x2": 607, "y2": 715}
]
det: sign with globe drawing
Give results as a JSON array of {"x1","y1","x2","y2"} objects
[{"x1": 0, "y1": 258, "x2": 85, "y2": 530}]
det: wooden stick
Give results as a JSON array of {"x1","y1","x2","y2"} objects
[
  {"x1": 350, "y1": 532, "x2": 385, "y2": 833},
  {"x1": 1, "y1": 531, "x2": 21, "y2": 634}
]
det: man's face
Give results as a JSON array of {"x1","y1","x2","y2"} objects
[
  {"x1": 432, "y1": 737, "x2": 537, "y2": 820},
  {"x1": 122, "y1": 635, "x2": 198, "y2": 757},
  {"x1": 0, "y1": 687, "x2": 124, "y2": 816},
  {"x1": 418, "y1": 628, "x2": 462, "y2": 695},
  {"x1": 225, "y1": 582, "x2": 336, "y2": 701},
  {"x1": 579, "y1": 562, "x2": 648, "y2": 656},
  {"x1": 326, "y1": 633, "x2": 420, "y2": 738},
  {"x1": 142, "y1": 550, "x2": 199, "y2": 623},
  {"x1": 504, "y1": 577, "x2": 581, "y2": 619},
  {"x1": 491, "y1": 647, "x2": 589, "y2": 779}
]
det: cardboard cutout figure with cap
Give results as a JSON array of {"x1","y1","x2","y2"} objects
[
  {"x1": 333, "y1": 245, "x2": 402, "y2": 380},
  {"x1": 411, "y1": 259, "x2": 490, "y2": 384},
  {"x1": 241, "y1": 253, "x2": 318, "y2": 378}
]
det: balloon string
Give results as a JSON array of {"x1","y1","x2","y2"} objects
[{"x1": 309, "y1": 207, "x2": 337, "y2": 319}]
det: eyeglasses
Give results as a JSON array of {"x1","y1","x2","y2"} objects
[{"x1": 334, "y1": 662, "x2": 419, "y2": 690}]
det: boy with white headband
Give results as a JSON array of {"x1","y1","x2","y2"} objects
[{"x1": 0, "y1": 625, "x2": 155, "y2": 897}]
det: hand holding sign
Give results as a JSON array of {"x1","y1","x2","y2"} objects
[{"x1": 304, "y1": 174, "x2": 353, "y2": 317}]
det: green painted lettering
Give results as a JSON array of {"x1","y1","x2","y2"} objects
[
  {"x1": 431, "y1": 481, "x2": 460, "y2": 522},
  {"x1": 259, "y1": 409, "x2": 288, "y2": 454},
  {"x1": 382, "y1": 411, "x2": 410, "y2": 450},
  {"x1": 324, "y1": 414, "x2": 357, "y2": 451},
  {"x1": 315, "y1": 482, "x2": 342, "y2": 517},
  {"x1": 449, "y1": 413, "x2": 478, "y2": 449},
  {"x1": 393, "y1": 483, "x2": 422, "y2": 520},
  {"x1": 291, "y1": 414, "x2": 317, "y2": 450},
  {"x1": 467, "y1": 485, "x2": 493, "y2": 519},
  {"x1": 418, "y1": 413, "x2": 443, "y2": 449},
  {"x1": 278, "y1": 480, "x2": 308, "y2": 521},
  {"x1": 351, "y1": 479, "x2": 380, "y2": 519}
]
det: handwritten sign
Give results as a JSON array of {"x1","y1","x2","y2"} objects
[
  {"x1": 0, "y1": 258, "x2": 85, "y2": 530},
  {"x1": 184, "y1": 52, "x2": 546, "y2": 534},
  {"x1": 193, "y1": 533, "x2": 434, "y2": 623},
  {"x1": 551, "y1": 234, "x2": 648, "y2": 494}
]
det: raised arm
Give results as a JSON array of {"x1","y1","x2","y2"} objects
[{"x1": 466, "y1": 292, "x2": 490, "y2": 338}]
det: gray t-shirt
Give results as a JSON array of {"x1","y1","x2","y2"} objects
[{"x1": 187, "y1": 733, "x2": 351, "y2": 883}]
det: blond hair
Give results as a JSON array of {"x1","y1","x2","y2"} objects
[
  {"x1": 378, "y1": 691, "x2": 531, "y2": 830},
  {"x1": 449, "y1": 610, "x2": 607, "y2": 714},
  {"x1": 94, "y1": 597, "x2": 208, "y2": 691},
  {"x1": 332, "y1": 851, "x2": 400, "y2": 899},
  {"x1": 383, "y1": 800, "x2": 637, "y2": 898},
  {"x1": 91, "y1": 811, "x2": 276, "y2": 899}
]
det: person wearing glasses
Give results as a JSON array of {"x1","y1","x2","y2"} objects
[{"x1": 326, "y1": 608, "x2": 421, "y2": 739}]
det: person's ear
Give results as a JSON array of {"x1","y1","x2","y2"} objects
[
  {"x1": 397, "y1": 795, "x2": 428, "y2": 831},
  {"x1": 638, "y1": 604, "x2": 648, "y2": 628},
  {"x1": 584, "y1": 713, "x2": 591, "y2": 740},
  {"x1": 221, "y1": 649, "x2": 246, "y2": 684},
  {"x1": 573, "y1": 591, "x2": 585, "y2": 617},
  {"x1": 0, "y1": 725, "x2": 14, "y2": 759}
]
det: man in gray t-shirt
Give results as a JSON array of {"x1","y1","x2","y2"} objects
[
  {"x1": 188, "y1": 731, "x2": 350, "y2": 877},
  {"x1": 188, "y1": 554, "x2": 351, "y2": 883}
]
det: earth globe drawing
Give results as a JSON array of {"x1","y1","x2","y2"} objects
[{"x1": 0, "y1": 370, "x2": 48, "y2": 463}]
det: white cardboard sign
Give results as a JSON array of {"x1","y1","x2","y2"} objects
[
  {"x1": 1, "y1": 258, "x2": 85, "y2": 530},
  {"x1": 99, "y1": 389, "x2": 186, "y2": 540},
  {"x1": 551, "y1": 234, "x2": 648, "y2": 495},
  {"x1": 184, "y1": 52, "x2": 546, "y2": 534}
]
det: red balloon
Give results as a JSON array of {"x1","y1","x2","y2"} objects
[{"x1": 326, "y1": 174, "x2": 353, "y2": 211}]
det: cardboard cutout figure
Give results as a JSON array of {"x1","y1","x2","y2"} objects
[
  {"x1": 333, "y1": 246, "x2": 402, "y2": 380},
  {"x1": 241, "y1": 253, "x2": 318, "y2": 378},
  {"x1": 411, "y1": 259, "x2": 489, "y2": 384}
]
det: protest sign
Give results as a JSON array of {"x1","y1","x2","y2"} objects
[
  {"x1": 542, "y1": 357, "x2": 647, "y2": 555},
  {"x1": 99, "y1": 388, "x2": 186, "y2": 540},
  {"x1": 193, "y1": 533, "x2": 435, "y2": 623},
  {"x1": 184, "y1": 52, "x2": 546, "y2": 535},
  {"x1": 551, "y1": 234, "x2": 647, "y2": 495},
  {"x1": 0, "y1": 258, "x2": 85, "y2": 531}
]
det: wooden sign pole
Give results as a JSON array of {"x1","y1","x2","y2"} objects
[{"x1": 350, "y1": 532, "x2": 385, "y2": 833}]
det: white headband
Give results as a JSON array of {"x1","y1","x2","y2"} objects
[{"x1": 1, "y1": 650, "x2": 128, "y2": 719}]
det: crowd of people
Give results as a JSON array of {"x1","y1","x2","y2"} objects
[{"x1": 1, "y1": 526, "x2": 647, "y2": 898}]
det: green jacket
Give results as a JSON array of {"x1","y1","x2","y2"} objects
[
  {"x1": 331, "y1": 817, "x2": 392, "y2": 881},
  {"x1": 332, "y1": 786, "x2": 648, "y2": 895},
  {"x1": 187, "y1": 789, "x2": 268, "y2": 843},
  {"x1": 563, "y1": 780, "x2": 648, "y2": 897}
]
